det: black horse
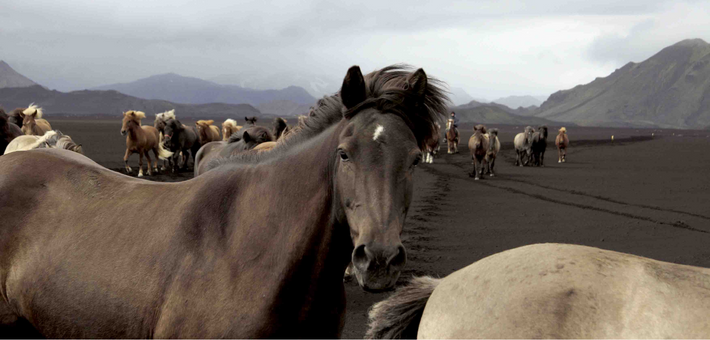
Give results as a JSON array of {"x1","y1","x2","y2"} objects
[
  {"x1": 162, "y1": 118, "x2": 201, "y2": 172},
  {"x1": 531, "y1": 125, "x2": 548, "y2": 167}
]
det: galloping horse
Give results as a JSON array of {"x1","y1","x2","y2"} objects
[
  {"x1": 193, "y1": 126, "x2": 274, "y2": 176},
  {"x1": 4, "y1": 130, "x2": 83, "y2": 155},
  {"x1": 21, "y1": 104, "x2": 52, "y2": 136},
  {"x1": 531, "y1": 125, "x2": 548, "y2": 166},
  {"x1": 162, "y1": 118, "x2": 201, "y2": 172},
  {"x1": 556, "y1": 126, "x2": 569, "y2": 163},
  {"x1": 514, "y1": 126, "x2": 534, "y2": 166},
  {"x1": 484, "y1": 128, "x2": 500, "y2": 176},
  {"x1": 195, "y1": 119, "x2": 220, "y2": 144},
  {"x1": 221, "y1": 118, "x2": 242, "y2": 140},
  {"x1": 154, "y1": 109, "x2": 177, "y2": 170},
  {"x1": 121, "y1": 110, "x2": 173, "y2": 177},
  {"x1": 445, "y1": 118, "x2": 459, "y2": 153},
  {"x1": 367, "y1": 243, "x2": 710, "y2": 338},
  {"x1": 467, "y1": 124, "x2": 488, "y2": 180},
  {"x1": 0, "y1": 108, "x2": 23, "y2": 154},
  {"x1": 0, "y1": 64, "x2": 447, "y2": 337},
  {"x1": 422, "y1": 123, "x2": 441, "y2": 163}
]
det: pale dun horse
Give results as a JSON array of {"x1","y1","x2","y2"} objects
[
  {"x1": 556, "y1": 127, "x2": 569, "y2": 163},
  {"x1": 467, "y1": 125, "x2": 488, "y2": 180},
  {"x1": 120, "y1": 110, "x2": 173, "y2": 177},
  {"x1": 445, "y1": 119, "x2": 458, "y2": 153},
  {"x1": 222, "y1": 119, "x2": 242, "y2": 141},
  {"x1": 196, "y1": 120, "x2": 221, "y2": 143},
  {"x1": 484, "y1": 128, "x2": 500, "y2": 176},
  {"x1": 21, "y1": 104, "x2": 52, "y2": 136},
  {"x1": 367, "y1": 243, "x2": 710, "y2": 339}
]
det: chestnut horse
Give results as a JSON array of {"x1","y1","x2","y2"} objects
[
  {"x1": 556, "y1": 127, "x2": 569, "y2": 163},
  {"x1": 0, "y1": 65, "x2": 447, "y2": 337},
  {"x1": 467, "y1": 124, "x2": 489, "y2": 180},
  {"x1": 368, "y1": 243, "x2": 710, "y2": 339},
  {"x1": 221, "y1": 118, "x2": 242, "y2": 140},
  {"x1": 121, "y1": 110, "x2": 173, "y2": 177},
  {"x1": 20, "y1": 104, "x2": 52, "y2": 136},
  {"x1": 445, "y1": 118, "x2": 459, "y2": 153},
  {"x1": 195, "y1": 120, "x2": 220, "y2": 144}
]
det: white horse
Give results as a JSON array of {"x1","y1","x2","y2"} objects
[
  {"x1": 513, "y1": 126, "x2": 534, "y2": 166},
  {"x1": 367, "y1": 243, "x2": 710, "y2": 339},
  {"x1": 4, "y1": 130, "x2": 82, "y2": 155}
]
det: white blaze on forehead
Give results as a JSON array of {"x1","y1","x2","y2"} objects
[{"x1": 373, "y1": 125, "x2": 385, "y2": 141}]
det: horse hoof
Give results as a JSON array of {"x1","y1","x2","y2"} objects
[
  {"x1": 558, "y1": 160, "x2": 561, "y2": 163},
  {"x1": 490, "y1": 174, "x2": 495, "y2": 177},
  {"x1": 138, "y1": 172, "x2": 143, "y2": 177},
  {"x1": 474, "y1": 177, "x2": 479, "y2": 181}
]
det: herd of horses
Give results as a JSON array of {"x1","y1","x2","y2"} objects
[{"x1": 0, "y1": 65, "x2": 707, "y2": 338}]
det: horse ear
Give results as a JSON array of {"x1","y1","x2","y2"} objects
[
  {"x1": 407, "y1": 68, "x2": 428, "y2": 98},
  {"x1": 341, "y1": 65, "x2": 367, "y2": 110},
  {"x1": 242, "y1": 131, "x2": 252, "y2": 143}
]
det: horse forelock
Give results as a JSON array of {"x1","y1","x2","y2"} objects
[
  {"x1": 23, "y1": 103, "x2": 43, "y2": 119},
  {"x1": 224, "y1": 119, "x2": 237, "y2": 127}
]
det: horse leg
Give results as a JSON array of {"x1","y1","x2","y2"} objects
[
  {"x1": 489, "y1": 157, "x2": 496, "y2": 177},
  {"x1": 558, "y1": 147, "x2": 562, "y2": 163},
  {"x1": 562, "y1": 148, "x2": 567, "y2": 162},
  {"x1": 137, "y1": 151, "x2": 145, "y2": 177},
  {"x1": 540, "y1": 150, "x2": 545, "y2": 167},
  {"x1": 152, "y1": 148, "x2": 161, "y2": 173},
  {"x1": 145, "y1": 152, "x2": 153, "y2": 176},
  {"x1": 473, "y1": 158, "x2": 480, "y2": 180},
  {"x1": 123, "y1": 149, "x2": 133, "y2": 173}
]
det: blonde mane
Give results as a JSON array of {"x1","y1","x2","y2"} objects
[
  {"x1": 28, "y1": 130, "x2": 58, "y2": 149},
  {"x1": 559, "y1": 127, "x2": 567, "y2": 134},
  {"x1": 23, "y1": 103, "x2": 43, "y2": 119},
  {"x1": 223, "y1": 119, "x2": 237, "y2": 128}
]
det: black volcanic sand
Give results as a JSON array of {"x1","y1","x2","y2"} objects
[{"x1": 39, "y1": 118, "x2": 710, "y2": 338}]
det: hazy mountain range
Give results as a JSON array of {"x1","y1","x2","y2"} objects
[
  {"x1": 451, "y1": 100, "x2": 556, "y2": 126},
  {"x1": 0, "y1": 61, "x2": 38, "y2": 89},
  {"x1": 492, "y1": 95, "x2": 547, "y2": 110}
]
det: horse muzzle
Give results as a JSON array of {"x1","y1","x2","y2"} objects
[
  {"x1": 351, "y1": 242, "x2": 406, "y2": 291},
  {"x1": 120, "y1": 130, "x2": 127, "y2": 136}
]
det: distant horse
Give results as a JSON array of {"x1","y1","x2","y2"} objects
[
  {"x1": 367, "y1": 243, "x2": 710, "y2": 339},
  {"x1": 555, "y1": 127, "x2": 569, "y2": 163},
  {"x1": 422, "y1": 122, "x2": 441, "y2": 163},
  {"x1": 162, "y1": 118, "x2": 201, "y2": 172},
  {"x1": 513, "y1": 126, "x2": 534, "y2": 166},
  {"x1": 193, "y1": 126, "x2": 274, "y2": 176},
  {"x1": 272, "y1": 117, "x2": 290, "y2": 140},
  {"x1": 221, "y1": 118, "x2": 242, "y2": 141},
  {"x1": 154, "y1": 109, "x2": 177, "y2": 170},
  {"x1": 484, "y1": 128, "x2": 500, "y2": 176},
  {"x1": 121, "y1": 110, "x2": 173, "y2": 177},
  {"x1": 195, "y1": 120, "x2": 221, "y2": 144},
  {"x1": 0, "y1": 64, "x2": 447, "y2": 338},
  {"x1": 445, "y1": 119, "x2": 459, "y2": 153},
  {"x1": 5, "y1": 130, "x2": 83, "y2": 155},
  {"x1": 467, "y1": 124, "x2": 488, "y2": 180},
  {"x1": 531, "y1": 125, "x2": 548, "y2": 166},
  {"x1": 21, "y1": 104, "x2": 52, "y2": 136},
  {"x1": 0, "y1": 108, "x2": 23, "y2": 154},
  {"x1": 245, "y1": 116, "x2": 258, "y2": 125}
]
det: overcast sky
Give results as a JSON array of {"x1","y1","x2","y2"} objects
[{"x1": 1, "y1": 0, "x2": 709, "y2": 100}]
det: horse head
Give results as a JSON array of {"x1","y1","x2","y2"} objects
[
  {"x1": 240, "y1": 126, "x2": 273, "y2": 150},
  {"x1": 121, "y1": 110, "x2": 145, "y2": 136},
  {"x1": 245, "y1": 116, "x2": 258, "y2": 125},
  {"x1": 21, "y1": 104, "x2": 43, "y2": 135},
  {"x1": 163, "y1": 118, "x2": 184, "y2": 148},
  {"x1": 334, "y1": 66, "x2": 445, "y2": 291}
]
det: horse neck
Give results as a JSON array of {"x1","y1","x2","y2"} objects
[{"x1": 127, "y1": 121, "x2": 143, "y2": 141}]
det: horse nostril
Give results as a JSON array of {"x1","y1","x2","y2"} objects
[{"x1": 388, "y1": 245, "x2": 407, "y2": 268}]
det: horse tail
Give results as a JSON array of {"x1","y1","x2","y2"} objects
[
  {"x1": 365, "y1": 276, "x2": 441, "y2": 339},
  {"x1": 156, "y1": 140, "x2": 173, "y2": 160}
]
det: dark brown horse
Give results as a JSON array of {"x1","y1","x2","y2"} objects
[
  {"x1": 162, "y1": 118, "x2": 201, "y2": 172},
  {"x1": 245, "y1": 116, "x2": 258, "y2": 125},
  {"x1": 1, "y1": 108, "x2": 23, "y2": 154},
  {"x1": 0, "y1": 65, "x2": 447, "y2": 338}
]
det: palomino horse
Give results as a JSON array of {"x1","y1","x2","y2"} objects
[
  {"x1": 162, "y1": 118, "x2": 201, "y2": 172},
  {"x1": 467, "y1": 124, "x2": 488, "y2": 180},
  {"x1": 21, "y1": 104, "x2": 52, "y2": 136},
  {"x1": 556, "y1": 126, "x2": 569, "y2": 163},
  {"x1": 445, "y1": 118, "x2": 459, "y2": 153},
  {"x1": 221, "y1": 118, "x2": 242, "y2": 140},
  {"x1": 514, "y1": 126, "x2": 534, "y2": 166},
  {"x1": 121, "y1": 110, "x2": 173, "y2": 177},
  {"x1": 193, "y1": 126, "x2": 274, "y2": 176},
  {"x1": 4, "y1": 130, "x2": 83, "y2": 155},
  {"x1": 245, "y1": 116, "x2": 258, "y2": 125},
  {"x1": 484, "y1": 128, "x2": 500, "y2": 176},
  {"x1": 1, "y1": 108, "x2": 23, "y2": 154},
  {"x1": 195, "y1": 119, "x2": 220, "y2": 144},
  {"x1": 531, "y1": 125, "x2": 548, "y2": 166},
  {"x1": 0, "y1": 64, "x2": 447, "y2": 338},
  {"x1": 367, "y1": 243, "x2": 710, "y2": 339}
]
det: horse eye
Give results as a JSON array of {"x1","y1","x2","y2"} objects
[
  {"x1": 338, "y1": 149, "x2": 350, "y2": 162},
  {"x1": 412, "y1": 156, "x2": 421, "y2": 167}
]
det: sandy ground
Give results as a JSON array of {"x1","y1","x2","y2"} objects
[{"x1": 36, "y1": 118, "x2": 710, "y2": 338}]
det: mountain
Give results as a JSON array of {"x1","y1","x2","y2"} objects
[
  {"x1": 538, "y1": 39, "x2": 710, "y2": 128},
  {"x1": 492, "y1": 95, "x2": 543, "y2": 110},
  {"x1": 93, "y1": 73, "x2": 316, "y2": 107},
  {"x1": 451, "y1": 100, "x2": 557, "y2": 126},
  {"x1": 0, "y1": 61, "x2": 39, "y2": 89},
  {"x1": 257, "y1": 100, "x2": 311, "y2": 116},
  {"x1": 0, "y1": 85, "x2": 260, "y2": 117}
]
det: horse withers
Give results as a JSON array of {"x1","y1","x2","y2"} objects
[
  {"x1": 121, "y1": 110, "x2": 173, "y2": 177},
  {"x1": 367, "y1": 243, "x2": 710, "y2": 339},
  {"x1": 0, "y1": 64, "x2": 447, "y2": 337},
  {"x1": 468, "y1": 124, "x2": 488, "y2": 180},
  {"x1": 556, "y1": 127, "x2": 569, "y2": 163}
]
